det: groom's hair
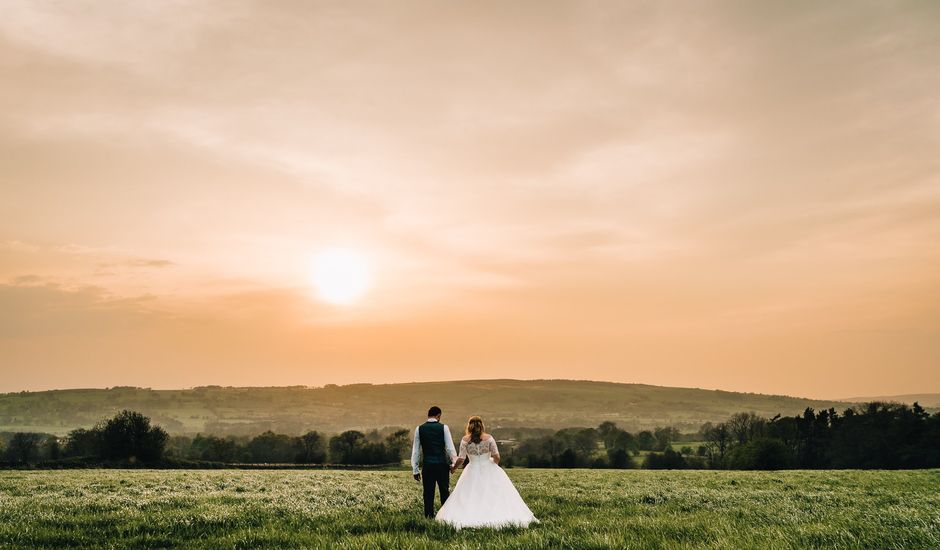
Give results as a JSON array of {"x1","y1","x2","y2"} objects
[{"x1": 428, "y1": 406, "x2": 442, "y2": 417}]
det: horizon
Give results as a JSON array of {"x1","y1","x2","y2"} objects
[
  {"x1": 3, "y1": 377, "x2": 938, "y2": 404},
  {"x1": 2, "y1": 2, "x2": 939, "y2": 399}
]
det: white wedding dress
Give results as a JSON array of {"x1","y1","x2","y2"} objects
[{"x1": 435, "y1": 435, "x2": 537, "y2": 529}]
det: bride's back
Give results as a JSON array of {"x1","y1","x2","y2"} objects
[
  {"x1": 461, "y1": 433, "x2": 497, "y2": 457},
  {"x1": 438, "y1": 429, "x2": 536, "y2": 528}
]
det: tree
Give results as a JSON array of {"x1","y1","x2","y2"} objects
[
  {"x1": 923, "y1": 411, "x2": 940, "y2": 467},
  {"x1": 557, "y1": 448, "x2": 578, "y2": 468},
  {"x1": 327, "y1": 430, "x2": 393, "y2": 464},
  {"x1": 192, "y1": 435, "x2": 241, "y2": 463},
  {"x1": 828, "y1": 402, "x2": 921, "y2": 469},
  {"x1": 642, "y1": 449, "x2": 687, "y2": 469},
  {"x1": 516, "y1": 435, "x2": 556, "y2": 467},
  {"x1": 164, "y1": 435, "x2": 193, "y2": 459},
  {"x1": 697, "y1": 422, "x2": 715, "y2": 440},
  {"x1": 4, "y1": 433, "x2": 42, "y2": 463},
  {"x1": 64, "y1": 428, "x2": 102, "y2": 458},
  {"x1": 704, "y1": 422, "x2": 731, "y2": 468},
  {"x1": 296, "y1": 431, "x2": 327, "y2": 464},
  {"x1": 246, "y1": 431, "x2": 297, "y2": 463},
  {"x1": 99, "y1": 410, "x2": 168, "y2": 462},
  {"x1": 43, "y1": 436, "x2": 61, "y2": 461},
  {"x1": 329, "y1": 430, "x2": 366, "y2": 463},
  {"x1": 572, "y1": 428, "x2": 599, "y2": 453},
  {"x1": 636, "y1": 431, "x2": 656, "y2": 451},
  {"x1": 607, "y1": 448, "x2": 632, "y2": 469},
  {"x1": 794, "y1": 407, "x2": 833, "y2": 468},
  {"x1": 726, "y1": 437, "x2": 793, "y2": 470},
  {"x1": 612, "y1": 430, "x2": 639, "y2": 453},
  {"x1": 597, "y1": 421, "x2": 619, "y2": 449},
  {"x1": 383, "y1": 429, "x2": 410, "y2": 462},
  {"x1": 653, "y1": 427, "x2": 680, "y2": 451},
  {"x1": 727, "y1": 412, "x2": 765, "y2": 445}
]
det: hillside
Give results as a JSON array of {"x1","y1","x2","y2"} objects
[
  {"x1": 0, "y1": 379, "x2": 862, "y2": 436},
  {"x1": 841, "y1": 393, "x2": 940, "y2": 408}
]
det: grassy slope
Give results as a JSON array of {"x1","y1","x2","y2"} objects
[
  {"x1": 0, "y1": 379, "x2": 857, "y2": 436},
  {"x1": 0, "y1": 469, "x2": 937, "y2": 549},
  {"x1": 842, "y1": 393, "x2": 940, "y2": 407}
]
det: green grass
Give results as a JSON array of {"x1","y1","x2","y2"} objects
[
  {"x1": 671, "y1": 441, "x2": 706, "y2": 451},
  {"x1": 0, "y1": 469, "x2": 938, "y2": 548}
]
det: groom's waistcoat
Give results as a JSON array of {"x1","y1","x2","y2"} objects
[{"x1": 418, "y1": 421, "x2": 447, "y2": 465}]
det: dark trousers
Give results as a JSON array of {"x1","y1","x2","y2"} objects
[{"x1": 422, "y1": 463, "x2": 450, "y2": 518}]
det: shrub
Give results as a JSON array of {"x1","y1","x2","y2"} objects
[
  {"x1": 726, "y1": 437, "x2": 793, "y2": 470},
  {"x1": 642, "y1": 449, "x2": 687, "y2": 469},
  {"x1": 607, "y1": 448, "x2": 633, "y2": 469}
]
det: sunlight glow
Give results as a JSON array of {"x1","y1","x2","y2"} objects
[{"x1": 311, "y1": 248, "x2": 372, "y2": 305}]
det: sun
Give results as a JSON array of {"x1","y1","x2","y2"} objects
[{"x1": 311, "y1": 248, "x2": 372, "y2": 305}]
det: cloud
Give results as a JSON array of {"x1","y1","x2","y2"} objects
[
  {"x1": 1, "y1": 2, "x2": 938, "y2": 396},
  {"x1": 0, "y1": 240, "x2": 38, "y2": 252},
  {"x1": 109, "y1": 259, "x2": 176, "y2": 269},
  {"x1": 11, "y1": 274, "x2": 43, "y2": 285},
  {"x1": 0, "y1": 1, "x2": 241, "y2": 72}
]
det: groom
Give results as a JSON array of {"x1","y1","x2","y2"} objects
[{"x1": 410, "y1": 405, "x2": 458, "y2": 518}]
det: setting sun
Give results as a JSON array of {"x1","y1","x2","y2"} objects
[
  {"x1": 311, "y1": 248, "x2": 372, "y2": 305},
  {"x1": 2, "y1": 1, "x2": 938, "y2": 400}
]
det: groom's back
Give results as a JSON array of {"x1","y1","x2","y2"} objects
[{"x1": 418, "y1": 421, "x2": 447, "y2": 465}]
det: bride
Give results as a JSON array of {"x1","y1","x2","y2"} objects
[{"x1": 435, "y1": 416, "x2": 537, "y2": 529}]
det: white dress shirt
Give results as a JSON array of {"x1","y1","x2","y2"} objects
[{"x1": 411, "y1": 418, "x2": 458, "y2": 474}]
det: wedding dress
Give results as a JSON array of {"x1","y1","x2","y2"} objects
[{"x1": 435, "y1": 435, "x2": 537, "y2": 529}]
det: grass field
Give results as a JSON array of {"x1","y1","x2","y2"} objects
[{"x1": 0, "y1": 469, "x2": 938, "y2": 549}]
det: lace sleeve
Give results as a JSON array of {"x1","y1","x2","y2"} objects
[
  {"x1": 458, "y1": 438, "x2": 468, "y2": 460},
  {"x1": 489, "y1": 437, "x2": 499, "y2": 456}
]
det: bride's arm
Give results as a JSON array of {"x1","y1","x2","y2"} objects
[
  {"x1": 451, "y1": 437, "x2": 468, "y2": 472},
  {"x1": 489, "y1": 436, "x2": 500, "y2": 465}
]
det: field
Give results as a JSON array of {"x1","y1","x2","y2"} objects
[{"x1": 1, "y1": 469, "x2": 938, "y2": 549}]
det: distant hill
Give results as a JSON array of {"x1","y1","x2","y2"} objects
[
  {"x1": 0, "y1": 379, "x2": 864, "y2": 436},
  {"x1": 841, "y1": 393, "x2": 940, "y2": 408}
]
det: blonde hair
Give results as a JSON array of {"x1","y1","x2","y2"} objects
[{"x1": 466, "y1": 416, "x2": 485, "y2": 444}]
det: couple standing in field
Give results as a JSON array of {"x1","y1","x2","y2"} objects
[{"x1": 410, "y1": 406, "x2": 537, "y2": 529}]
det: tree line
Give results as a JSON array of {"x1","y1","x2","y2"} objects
[
  {"x1": 701, "y1": 402, "x2": 940, "y2": 469},
  {"x1": 508, "y1": 423, "x2": 699, "y2": 469},
  {"x1": 165, "y1": 427, "x2": 411, "y2": 465},
  {"x1": 0, "y1": 410, "x2": 410, "y2": 466},
  {"x1": 3, "y1": 402, "x2": 938, "y2": 470},
  {"x1": 508, "y1": 402, "x2": 940, "y2": 470},
  {"x1": 1, "y1": 410, "x2": 167, "y2": 464}
]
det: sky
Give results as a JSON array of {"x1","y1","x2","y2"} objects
[{"x1": 1, "y1": 1, "x2": 938, "y2": 399}]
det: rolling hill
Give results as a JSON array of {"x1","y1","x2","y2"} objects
[
  {"x1": 841, "y1": 393, "x2": 940, "y2": 408},
  {"x1": 0, "y1": 379, "x2": 865, "y2": 436}
]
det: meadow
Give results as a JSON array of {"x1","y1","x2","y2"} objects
[{"x1": 0, "y1": 469, "x2": 937, "y2": 549}]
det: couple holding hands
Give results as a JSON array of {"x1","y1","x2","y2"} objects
[{"x1": 410, "y1": 406, "x2": 537, "y2": 529}]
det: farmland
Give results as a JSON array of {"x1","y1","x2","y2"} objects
[{"x1": 0, "y1": 469, "x2": 937, "y2": 548}]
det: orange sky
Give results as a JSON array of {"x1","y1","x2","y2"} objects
[{"x1": 1, "y1": 2, "x2": 939, "y2": 399}]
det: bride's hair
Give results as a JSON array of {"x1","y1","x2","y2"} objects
[{"x1": 466, "y1": 416, "x2": 485, "y2": 444}]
